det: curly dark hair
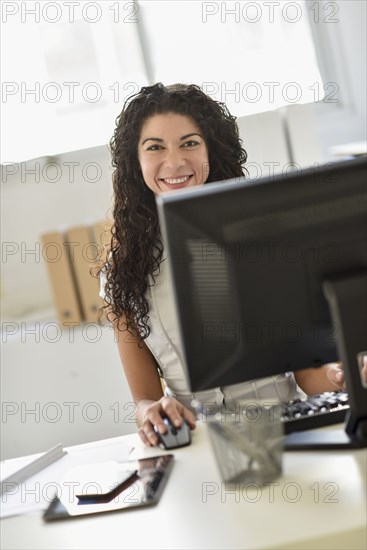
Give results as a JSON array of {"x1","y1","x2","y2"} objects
[{"x1": 97, "y1": 82, "x2": 247, "y2": 342}]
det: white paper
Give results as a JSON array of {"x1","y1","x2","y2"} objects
[{"x1": 0, "y1": 438, "x2": 133, "y2": 518}]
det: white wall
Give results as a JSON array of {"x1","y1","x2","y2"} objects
[{"x1": 1, "y1": 322, "x2": 137, "y2": 460}]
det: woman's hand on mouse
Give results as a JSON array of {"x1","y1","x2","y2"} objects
[{"x1": 137, "y1": 397, "x2": 196, "y2": 447}]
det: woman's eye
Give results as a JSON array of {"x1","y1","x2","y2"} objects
[
  {"x1": 183, "y1": 140, "x2": 199, "y2": 147},
  {"x1": 146, "y1": 144, "x2": 162, "y2": 151}
]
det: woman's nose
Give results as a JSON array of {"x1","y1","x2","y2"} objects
[{"x1": 162, "y1": 148, "x2": 186, "y2": 168}]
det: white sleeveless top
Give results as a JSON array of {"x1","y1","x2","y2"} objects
[{"x1": 100, "y1": 254, "x2": 298, "y2": 413}]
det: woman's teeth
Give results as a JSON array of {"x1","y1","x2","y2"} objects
[{"x1": 162, "y1": 176, "x2": 191, "y2": 184}]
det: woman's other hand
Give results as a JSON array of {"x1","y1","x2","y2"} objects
[
  {"x1": 325, "y1": 354, "x2": 367, "y2": 390},
  {"x1": 295, "y1": 354, "x2": 367, "y2": 395},
  {"x1": 323, "y1": 362, "x2": 345, "y2": 390}
]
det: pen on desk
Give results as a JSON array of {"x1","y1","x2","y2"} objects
[{"x1": 0, "y1": 443, "x2": 67, "y2": 496}]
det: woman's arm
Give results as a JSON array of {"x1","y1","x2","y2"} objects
[{"x1": 113, "y1": 316, "x2": 196, "y2": 446}]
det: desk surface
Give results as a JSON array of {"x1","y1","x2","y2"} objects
[{"x1": 1, "y1": 423, "x2": 366, "y2": 550}]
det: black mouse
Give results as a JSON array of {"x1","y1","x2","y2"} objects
[{"x1": 154, "y1": 418, "x2": 192, "y2": 449}]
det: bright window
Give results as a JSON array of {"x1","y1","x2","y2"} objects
[{"x1": 1, "y1": 0, "x2": 323, "y2": 163}]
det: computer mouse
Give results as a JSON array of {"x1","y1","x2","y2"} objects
[{"x1": 154, "y1": 418, "x2": 192, "y2": 450}]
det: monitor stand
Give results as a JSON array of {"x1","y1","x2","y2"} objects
[{"x1": 285, "y1": 270, "x2": 367, "y2": 451}]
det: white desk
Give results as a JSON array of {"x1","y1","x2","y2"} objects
[{"x1": 1, "y1": 423, "x2": 366, "y2": 550}]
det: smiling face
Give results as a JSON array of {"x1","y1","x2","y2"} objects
[{"x1": 138, "y1": 112, "x2": 210, "y2": 195}]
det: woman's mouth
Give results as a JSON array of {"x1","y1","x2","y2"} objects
[{"x1": 160, "y1": 175, "x2": 193, "y2": 188}]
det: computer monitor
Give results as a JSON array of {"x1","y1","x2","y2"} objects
[{"x1": 156, "y1": 157, "x2": 367, "y2": 449}]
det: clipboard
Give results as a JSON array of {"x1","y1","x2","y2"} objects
[{"x1": 43, "y1": 455, "x2": 174, "y2": 521}]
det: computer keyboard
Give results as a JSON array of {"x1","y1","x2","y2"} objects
[{"x1": 281, "y1": 391, "x2": 349, "y2": 434}]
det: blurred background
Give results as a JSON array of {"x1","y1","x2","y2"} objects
[{"x1": 1, "y1": 0, "x2": 366, "y2": 459}]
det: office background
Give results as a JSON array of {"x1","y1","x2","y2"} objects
[{"x1": 1, "y1": 0, "x2": 366, "y2": 459}]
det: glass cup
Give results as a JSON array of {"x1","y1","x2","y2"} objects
[{"x1": 202, "y1": 401, "x2": 284, "y2": 484}]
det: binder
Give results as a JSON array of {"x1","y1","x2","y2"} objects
[
  {"x1": 41, "y1": 231, "x2": 82, "y2": 326},
  {"x1": 65, "y1": 225, "x2": 103, "y2": 323}
]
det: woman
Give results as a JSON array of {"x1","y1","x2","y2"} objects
[{"x1": 99, "y1": 83, "x2": 347, "y2": 446}]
